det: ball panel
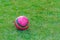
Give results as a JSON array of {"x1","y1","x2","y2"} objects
[
  {"x1": 17, "y1": 16, "x2": 28, "y2": 26},
  {"x1": 14, "y1": 21, "x2": 29, "y2": 30},
  {"x1": 16, "y1": 18, "x2": 28, "y2": 27}
]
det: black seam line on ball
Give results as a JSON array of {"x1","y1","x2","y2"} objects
[{"x1": 16, "y1": 19, "x2": 28, "y2": 27}]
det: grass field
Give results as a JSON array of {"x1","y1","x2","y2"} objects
[{"x1": 0, "y1": 0, "x2": 60, "y2": 40}]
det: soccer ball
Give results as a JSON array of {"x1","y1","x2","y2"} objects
[{"x1": 14, "y1": 16, "x2": 29, "y2": 30}]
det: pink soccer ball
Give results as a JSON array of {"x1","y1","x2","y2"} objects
[{"x1": 14, "y1": 16, "x2": 29, "y2": 30}]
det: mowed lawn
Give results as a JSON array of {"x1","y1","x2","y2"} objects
[{"x1": 0, "y1": 0, "x2": 60, "y2": 40}]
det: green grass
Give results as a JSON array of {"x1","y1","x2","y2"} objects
[{"x1": 0, "y1": 0, "x2": 60, "y2": 40}]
